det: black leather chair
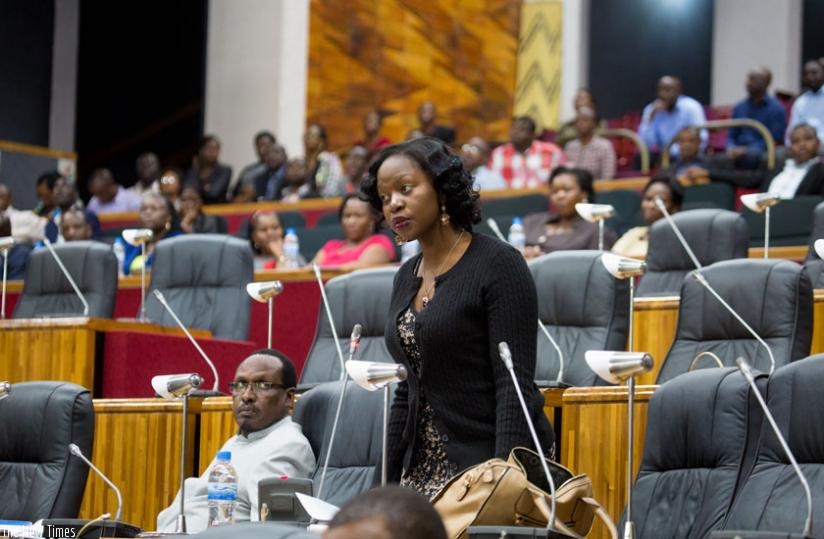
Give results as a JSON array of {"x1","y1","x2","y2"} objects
[
  {"x1": 637, "y1": 209, "x2": 749, "y2": 297},
  {"x1": 803, "y1": 200, "x2": 824, "y2": 288},
  {"x1": 292, "y1": 381, "x2": 387, "y2": 508},
  {"x1": 195, "y1": 522, "x2": 316, "y2": 538},
  {"x1": 0, "y1": 381, "x2": 94, "y2": 520},
  {"x1": 656, "y1": 259, "x2": 813, "y2": 383},
  {"x1": 13, "y1": 241, "x2": 118, "y2": 319},
  {"x1": 622, "y1": 367, "x2": 765, "y2": 539},
  {"x1": 299, "y1": 267, "x2": 396, "y2": 387},
  {"x1": 721, "y1": 355, "x2": 824, "y2": 536},
  {"x1": 528, "y1": 251, "x2": 629, "y2": 386},
  {"x1": 144, "y1": 234, "x2": 253, "y2": 340},
  {"x1": 744, "y1": 194, "x2": 822, "y2": 247}
]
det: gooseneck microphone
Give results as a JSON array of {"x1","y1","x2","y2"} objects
[
  {"x1": 152, "y1": 289, "x2": 221, "y2": 392},
  {"x1": 42, "y1": 237, "x2": 90, "y2": 316},
  {"x1": 1, "y1": 235, "x2": 13, "y2": 319},
  {"x1": 653, "y1": 196, "x2": 703, "y2": 270},
  {"x1": 486, "y1": 218, "x2": 506, "y2": 242},
  {"x1": 692, "y1": 271, "x2": 776, "y2": 374},
  {"x1": 312, "y1": 263, "x2": 346, "y2": 380},
  {"x1": 69, "y1": 443, "x2": 123, "y2": 521},
  {"x1": 537, "y1": 322, "x2": 565, "y2": 386},
  {"x1": 498, "y1": 342, "x2": 558, "y2": 532},
  {"x1": 736, "y1": 357, "x2": 813, "y2": 538},
  {"x1": 316, "y1": 323, "x2": 362, "y2": 499}
]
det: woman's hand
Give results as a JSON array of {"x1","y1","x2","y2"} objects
[
  {"x1": 180, "y1": 208, "x2": 197, "y2": 233},
  {"x1": 267, "y1": 238, "x2": 284, "y2": 260}
]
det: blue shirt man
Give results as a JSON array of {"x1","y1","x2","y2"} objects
[
  {"x1": 727, "y1": 68, "x2": 787, "y2": 168},
  {"x1": 638, "y1": 76, "x2": 707, "y2": 158}
]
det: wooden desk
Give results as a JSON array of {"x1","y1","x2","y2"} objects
[
  {"x1": 78, "y1": 398, "x2": 199, "y2": 531},
  {"x1": 561, "y1": 385, "x2": 657, "y2": 539},
  {"x1": 632, "y1": 296, "x2": 679, "y2": 385},
  {"x1": 198, "y1": 397, "x2": 235, "y2": 475},
  {"x1": 0, "y1": 318, "x2": 210, "y2": 393}
]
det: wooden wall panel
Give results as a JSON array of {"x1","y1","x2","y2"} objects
[
  {"x1": 0, "y1": 325, "x2": 96, "y2": 389},
  {"x1": 198, "y1": 397, "x2": 236, "y2": 475},
  {"x1": 307, "y1": 0, "x2": 522, "y2": 150}
]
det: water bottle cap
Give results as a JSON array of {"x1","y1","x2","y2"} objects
[
  {"x1": 512, "y1": 217, "x2": 522, "y2": 225},
  {"x1": 286, "y1": 227, "x2": 296, "y2": 235},
  {"x1": 216, "y1": 451, "x2": 231, "y2": 461}
]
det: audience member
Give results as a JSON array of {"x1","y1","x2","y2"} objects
[
  {"x1": 233, "y1": 130, "x2": 276, "y2": 199},
  {"x1": 114, "y1": 192, "x2": 180, "y2": 275},
  {"x1": 324, "y1": 486, "x2": 447, "y2": 539},
  {"x1": 128, "y1": 152, "x2": 162, "y2": 196},
  {"x1": 727, "y1": 68, "x2": 787, "y2": 169},
  {"x1": 460, "y1": 137, "x2": 506, "y2": 190},
  {"x1": 86, "y1": 168, "x2": 141, "y2": 215},
  {"x1": 416, "y1": 101, "x2": 456, "y2": 144},
  {"x1": 786, "y1": 60, "x2": 824, "y2": 145},
  {"x1": 158, "y1": 167, "x2": 183, "y2": 211},
  {"x1": 248, "y1": 211, "x2": 286, "y2": 270},
  {"x1": 555, "y1": 87, "x2": 598, "y2": 148},
  {"x1": 304, "y1": 124, "x2": 344, "y2": 198},
  {"x1": 490, "y1": 116, "x2": 567, "y2": 189},
  {"x1": 354, "y1": 110, "x2": 391, "y2": 158},
  {"x1": 252, "y1": 144, "x2": 288, "y2": 201},
  {"x1": 0, "y1": 213, "x2": 31, "y2": 280},
  {"x1": 59, "y1": 208, "x2": 94, "y2": 242},
  {"x1": 311, "y1": 194, "x2": 395, "y2": 270},
  {"x1": 765, "y1": 123, "x2": 824, "y2": 198},
  {"x1": 33, "y1": 171, "x2": 60, "y2": 217},
  {"x1": 0, "y1": 183, "x2": 46, "y2": 244},
  {"x1": 185, "y1": 135, "x2": 233, "y2": 205},
  {"x1": 665, "y1": 127, "x2": 711, "y2": 186},
  {"x1": 157, "y1": 350, "x2": 315, "y2": 532},
  {"x1": 279, "y1": 158, "x2": 317, "y2": 203},
  {"x1": 564, "y1": 106, "x2": 617, "y2": 179},
  {"x1": 523, "y1": 166, "x2": 615, "y2": 257},
  {"x1": 612, "y1": 175, "x2": 682, "y2": 259},
  {"x1": 45, "y1": 176, "x2": 101, "y2": 242},
  {"x1": 638, "y1": 75, "x2": 707, "y2": 159},
  {"x1": 179, "y1": 186, "x2": 227, "y2": 234},
  {"x1": 343, "y1": 145, "x2": 369, "y2": 193}
]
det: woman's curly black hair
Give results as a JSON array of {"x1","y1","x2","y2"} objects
[{"x1": 360, "y1": 137, "x2": 481, "y2": 231}]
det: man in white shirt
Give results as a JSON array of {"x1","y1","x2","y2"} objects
[
  {"x1": 156, "y1": 350, "x2": 316, "y2": 532},
  {"x1": 786, "y1": 60, "x2": 824, "y2": 145},
  {"x1": 766, "y1": 123, "x2": 824, "y2": 199},
  {"x1": 0, "y1": 183, "x2": 45, "y2": 244}
]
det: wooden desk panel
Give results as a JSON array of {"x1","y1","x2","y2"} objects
[
  {"x1": 561, "y1": 385, "x2": 656, "y2": 539},
  {"x1": 198, "y1": 397, "x2": 235, "y2": 475},
  {"x1": 632, "y1": 296, "x2": 679, "y2": 385},
  {"x1": 78, "y1": 399, "x2": 199, "y2": 531}
]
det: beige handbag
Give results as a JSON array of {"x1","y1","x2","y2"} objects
[{"x1": 431, "y1": 447, "x2": 617, "y2": 539}]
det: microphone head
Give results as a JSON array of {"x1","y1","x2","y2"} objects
[
  {"x1": 814, "y1": 239, "x2": 824, "y2": 261},
  {"x1": 351, "y1": 323, "x2": 363, "y2": 341},
  {"x1": 0, "y1": 380, "x2": 9, "y2": 400},
  {"x1": 575, "y1": 203, "x2": 615, "y2": 222},
  {"x1": 740, "y1": 192, "x2": 781, "y2": 213},
  {"x1": 246, "y1": 281, "x2": 284, "y2": 302},
  {"x1": 601, "y1": 252, "x2": 647, "y2": 279},
  {"x1": 68, "y1": 443, "x2": 82, "y2": 457},
  {"x1": 0, "y1": 236, "x2": 14, "y2": 251},
  {"x1": 151, "y1": 373, "x2": 203, "y2": 400},
  {"x1": 585, "y1": 350, "x2": 654, "y2": 384},
  {"x1": 345, "y1": 360, "x2": 407, "y2": 390},
  {"x1": 498, "y1": 342, "x2": 514, "y2": 369},
  {"x1": 122, "y1": 228, "x2": 154, "y2": 246}
]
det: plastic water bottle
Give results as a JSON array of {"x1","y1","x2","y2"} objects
[
  {"x1": 401, "y1": 239, "x2": 420, "y2": 263},
  {"x1": 282, "y1": 228, "x2": 301, "y2": 268},
  {"x1": 207, "y1": 451, "x2": 237, "y2": 527},
  {"x1": 112, "y1": 241, "x2": 126, "y2": 277},
  {"x1": 507, "y1": 217, "x2": 525, "y2": 254}
]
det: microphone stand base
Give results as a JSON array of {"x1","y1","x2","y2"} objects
[
  {"x1": 42, "y1": 519, "x2": 141, "y2": 538},
  {"x1": 468, "y1": 526, "x2": 577, "y2": 538},
  {"x1": 189, "y1": 389, "x2": 226, "y2": 398}
]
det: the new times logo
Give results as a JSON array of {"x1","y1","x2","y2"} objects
[{"x1": 0, "y1": 523, "x2": 80, "y2": 538}]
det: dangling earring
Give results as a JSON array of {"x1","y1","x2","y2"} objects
[
  {"x1": 440, "y1": 204, "x2": 450, "y2": 225},
  {"x1": 394, "y1": 232, "x2": 406, "y2": 245}
]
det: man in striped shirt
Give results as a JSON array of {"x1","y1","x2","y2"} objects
[{"x1": 489, "y1": 116, "x2": 567, "y2": 189}]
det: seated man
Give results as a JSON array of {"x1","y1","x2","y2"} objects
[
  {"x1": 764, "y1": 123, "x2": 824, "y2": 198},
  {"x1": 638, "y1": 75, "x2": 707, "y2": 160},
  {"x1": 489, "y1": 116, "x2": 567, "y2": 189},
  {"x1": 323, "y1": 486, "x2": 447, "y2": 539},
  {"x1": 664, "y1": 127, "x2": 711, "y2": 186},
  {"x1": 727, "y1": 67, "x2": 786, "y2": 169},
  {"x1": 156, "y1": 350, "x2": 315, "y2": 532},
  {"x1": 60, "y1": 208, "x2": 94, "y2": 241}
]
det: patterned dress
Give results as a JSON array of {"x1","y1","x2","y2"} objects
[{"x1": 397, "y1": 308, "x2": 453, "y2": 498}]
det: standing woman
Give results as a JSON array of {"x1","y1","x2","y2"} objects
[{"x1": 362, "y1": 138, "x2": 554, "y2": 497}]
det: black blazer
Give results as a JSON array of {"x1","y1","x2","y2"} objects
[
  {"x1": 383, "y1": 233, "x2": 554, "y2": 481},
  {"x1": 762, "y1": 159, "x2": 824, "y2": 197}
]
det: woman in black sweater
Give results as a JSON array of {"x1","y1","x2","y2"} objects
[{"x1": 361, "y1": 137, "x2": 554, "y2": 498}]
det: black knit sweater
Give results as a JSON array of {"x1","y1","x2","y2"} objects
[{"x1": 384, "y1": 233, "x2": 555, "y2": 481}]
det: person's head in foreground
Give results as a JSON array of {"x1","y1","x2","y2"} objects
[
  {"x1": 230, "y1": 349, "x2": 297, "y2": 436},
  {"x1": 323, "y1": 486, "x2": 447, "y2": 539}
]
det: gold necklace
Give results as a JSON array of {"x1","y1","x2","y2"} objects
[{"x1": 419, "y1": 230, "x2": 465, "y2": 308}]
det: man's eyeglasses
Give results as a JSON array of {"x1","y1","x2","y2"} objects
[{"x1": 228, "y1": 381, "x2": 288, "y2": 395}]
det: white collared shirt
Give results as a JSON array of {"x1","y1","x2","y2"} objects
[{"x1": 768, "y1": 158, "x2": 817, "y2": 199}]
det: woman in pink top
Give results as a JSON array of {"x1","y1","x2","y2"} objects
[{"x1": 312, "y1": 194, "x2": 396, "y2": 270}]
